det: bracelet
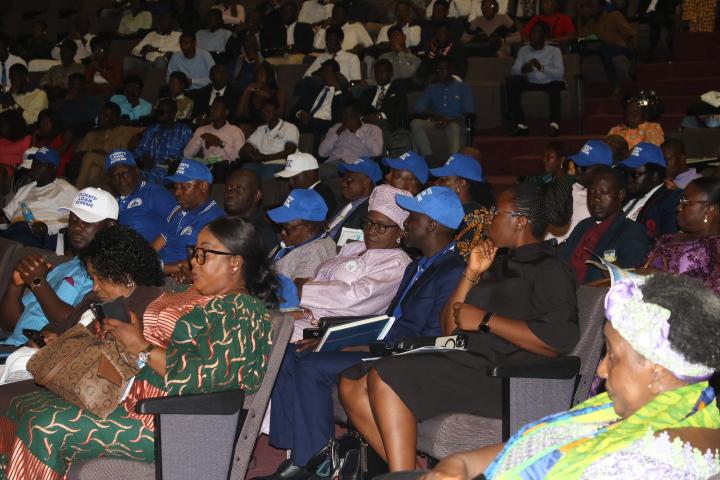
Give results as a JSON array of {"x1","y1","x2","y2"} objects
[
  {"x1": 463, "y1": 271, "x2": 481, "y2": 284},
  {"x1": 480, "y1": 311, "x2": 494, "y2": 333}
]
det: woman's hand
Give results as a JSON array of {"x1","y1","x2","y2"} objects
[
  {"x1": 104, "y1": 311, "x2": 148, "y2": 354},
  {"x1": 452, "y1": 303, "x2": 486, "y2": 332},
  {"x1": 467, "y1": 240, "x2": 498, "y2": 278}
]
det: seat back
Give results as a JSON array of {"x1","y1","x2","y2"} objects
[
  {"x1": 0, "y1": 238, "x2": 22, "y2": 301},
  {"x1": 570, "y1": 285, "x2": 608, "y2": 405},
  {"x1": 229, "y1": 312, "x2": 293, "y2": 480}
]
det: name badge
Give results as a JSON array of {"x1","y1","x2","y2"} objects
[{"x1": 127, "y1": 198, "x2": 143, "y2": 209}]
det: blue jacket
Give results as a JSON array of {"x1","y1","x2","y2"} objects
[
  {"x1": 383, "y1": 247, "x2": 466, "y2": 343},
  {"x1": 635, "y1": 185, "x2": 682, "y2": 241},
  {"x1": 560, "y1": 213, "x2": 650, "y2": 284}
]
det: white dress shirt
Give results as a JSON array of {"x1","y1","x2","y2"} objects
[
  {"x1": 624, "y1": 184, "x2": 663, "y2": 221},
  {"x1": 247, "y1": 120, "x2": 300, "y2": 157},
  {"x1": 313, "y1": 22, "x2": 374, "y2": 51},
  {"x1": 0, "y1": 54, "x2": 27, "y2": 90},
  {"x1": 298, "y1": 0, "x2": 334, "y2": 24},
  {"x1": 51, "y1": 34, "x2": 95, "y2": 62},
  {"x1": 131, "y1": 31, "x2": 182, "y2": 61},
  {"x1": 208, "y1": 85, "x2": 226, "y2": 106},
  {"x1": 306, "y1": 86, "x2": 337, "y2": 120},
  {"x1": 304, "y1": 50, "x2": 361, "y2": 81},
  {"x1": 212, "y1": 4, "x2": 245, "y2": 25},
  {"x1": 376, "y1": 23, "x2": 422, "y2": 47}
]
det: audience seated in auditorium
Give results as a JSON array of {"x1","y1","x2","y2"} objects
[
  {"x1": 117, "y1": 0, "x2": 153, "y2": 36},
  {"x1": 237, "y1": 62, "x2": 287, "y2": 126},
  {"x1": 0, "y1": 187, "x2": 118, "y2": 347},
  {"x1": 430, "y1": 152, "x2": 495, "y2": 212},
  {"x1": 0, "y1": 217, "x2": 277, "y2": 478},
  {"x1": 260, "y1": 1, "x2": 315, "y2": 58},
  {"x1": 50, "y1": 17, "x2": 94, "y2": 63},
  {"x1": 153, "y1": 158, "x2": 225, "y2": 280},
  {"x1": 644, "y1": 177, "x2": 720, "y2": 295},
  {"x1": 40, "y1": 40, "x2": 85, "y2": 100},
  {"x1": 73, "y1": 102, "x2": 142, "y2": 189},
  {"x1": 529, "y1": 141, "x2": 569, "y2": 184},
  {"x1": 267, "y1": 188, "x2": 337, "y2": 285},
  {"x1": 461, "y1": 0, "x2": 520, "y2": 57},
  {"x1": 166, "y1": 70, "x2": 194, "y2": 121},
  {"x1": 304, "y1": 27, "x2": 362, "y2": 84},
  {"x1": 109, "y1": 75, "x2": 153, "y2": 123},
  {"x1": 0, "y1": 148, "x2": 78, "y2": 249},
  {"x1": 313, "y1": 3, "x2": 373, "y2": 55},
  {"x1": 31, "y1": 109, "x2": 74, "y2": 176},
  {"x1": 265, "y1": 186, "x2": 466, "y2": 480},
  {"x1": 105, "y1": 149, "x2": 177, "y2": 243},
  {"x1": 240, "y1": 99, "x2": 299, "y2": 178},
  {"x1": 223, "y1": 169, "x2": 279, "y2": 252},
  {"x1": 134, "y1": 98, "x2": 193, "y2": 181},
  {"x1": 55, "y1": 74, "x2": 103, "y2": 138},
  {"x1": 379, "y1": 27, "x2": 422, "y2": 80},
  {"x1": 421, "y1": 0, "x2": 467, "y2": 48},
  {"x1": 416, "y1": 21, "x2": 468, "y2": 81},
  {"x1": 621, "y1": 142, "x2": 681, "y2": 241},
  {"x1": 507, "y1": 22, "x2": 565, "y2": 137},
  {"x1": 662, "y1": 138, "x2": 701, "y2": 190},
  {"x1": 299, "y1": 0, "x2": 334, "y2": 25},
  {"x1": 16, "y1": 20, "x2": 54, "y2": 62},
  {"x1": 167, "y1": 32, "x2": 216, "y2": 90},
  {"x1": 274, "y1": 152, "x2": 338, "y2": 216},
  {"x1": 521, "y1": 0, "x2": 576, "y2": 43},
  {"x1": 126, "y1": 13, "x2": 182, "y2": 71},
  {"x1": 327, "y1": 156, "x2": 382, "y2": 240},
  {"x1": 426, "y1": 0, "x2": 472, "y2": 18},
  {"x1": 376, "y1": 1, "x2": 423, "y2": 50},
  {"x1": 213, "y1": 0, "x2": 246, "y2": 26},
  {"x1": 193, "y1": 64, "x2": 242, "y2": 123},
  {"x1": 561, "y1": 165, "x2": 649, "y2": 283},
  {"x1": 383, "y1": 150, "x2": 428, "y2": 196},
  {"x1": 84, "y1": 36, "x2": 123, "y2": 96},
  {"x1": 197, "y1": 9, "x2": 234, "y2": 57},
  {"x1": 608, "y1": 92, "x2": 664, "y2": 148},
  {"x1": 404, "y1": 273, "x2": 720, "y2": 479},
  {"x1": 340, "y1": 180, "x2": 578, "y2": 473},
  {"x1": 232, "y1": 35, "x2": 264, "y2": 92},
  {"x1": 577, "y1": 0, "x2": 637, "y2": 95},
  {"x1": 318, "y1": 99, "x2": 384, "y2": 164},
  {"x1": 411, "y1": 58, "x2": 474, "y2": 162},
  {"x1": 0, "y1": 63, "x2": 48, "y2": 126},
  {"x1": 0, "y1": 36, "x2": 26, "y2": 92},
  {"x1": 0, "y1": 111, "x2": 31, "y2": 178}
]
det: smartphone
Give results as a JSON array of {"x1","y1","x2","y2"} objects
[
  {"x1": 23, "y1": 329, "x2": 46, "y2": 348},
  {"x1": 90, "y1": 297, "x2": 131, "y2": 324}
]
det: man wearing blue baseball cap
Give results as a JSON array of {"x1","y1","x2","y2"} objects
[
  {"x1": 382, "y1": 150, "x2": 428, "y2": 196},
  {"x1": 327, "y1": 157, "x2": 382, "y2": 241},
  {"x1": 549, "y1": 139, "x2": 615, "y2": 243},
  {"x1": 105, "y1": 149, "x2": 177, "y2": 243},
  {"x1": 430, "y1": 152, "x2": 495, "y2": 213},
  {"x1": 0, "y1": 147, "x2": 78, "y2": 249},
  {"x1": 267, "y1": 189, "x2": 337, "y2": 283},
  {"x1": 620, "y1": 142, "x2": 681, "y2": 240},
  {"x1": 152, "y1": 158, "x2": 225, "y2": 279}
]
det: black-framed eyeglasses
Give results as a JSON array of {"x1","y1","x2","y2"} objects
[
  {"x1": 360, "y1": 218, "x2": 400, "y2": 234},
  {"x1": 489, "y1": 206, "x2": 525, "y2": 218},
  {"x1": 678, "y1": 196, "x2": 709, "y2": 207},
  {"x1": 186, "y1": 246, "x2": 235, "y2": 265}
]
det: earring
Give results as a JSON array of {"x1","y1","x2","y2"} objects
[
  {"x1": 704, "y1": 214, "x2": 709, "y2": 224},
  {"x1": 126, "y1": 280, "x2": 135, "y2": 288},
  {"x1": 232, "y1": 267, "x2": 238, "y2": 273},
  {"x1": 396, "y1": 237, "x2": 401, "y2": 244}
]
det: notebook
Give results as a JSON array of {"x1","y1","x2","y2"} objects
[{"x1": 315, "y1": 315, "x2": 395, "y2": 352}]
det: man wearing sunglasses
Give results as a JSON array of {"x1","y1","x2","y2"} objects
[{"x1": 620, "y1": 142, "x2": 682, "y2": 242}]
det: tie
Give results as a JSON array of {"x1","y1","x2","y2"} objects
[
  {"x1": 375, "y1": 86, "x2": 386, "y2": 109},
  {"x1": 310, "y1": 87, "x2": 329, "y2": 116},
  {"x1": 210, "y1": 90, "x2": 222, "y2": 105},
  {"x1": 1, "y1": 62, "x2": 6, "y2": 88}
]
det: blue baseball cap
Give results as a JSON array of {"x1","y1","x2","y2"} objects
[
  {"x1": 430, "y1": 153, "x2": 484, "y2": 182},
  {"x1": 569, "y1": 140, "x2": 613, "y2": 167},
  {"x1": 382, "y1": 151, "x2": 429, "y2": 184},
  {"x1": 165, "y1": 158, "x2": 213, "y2": 183},
  {"x1": 338, "y1": 157, "x2": 383, "y2": 184},
  {"x1": 105, "y1": 149, "x2": 136, "y2": 171},
  {"x1": 395, "y1": 186, "x2": 464, "y2": 229},
  {"x1": 619, "y1": 142, "x2": 667, "y2": 169},
  {"x1": 268, "y1": 189, "x2": 328, "y2": 223},
  {"x1": 29, "y1": 147, "x2": 60, "y2": 167}
]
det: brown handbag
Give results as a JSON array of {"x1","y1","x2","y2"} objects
[{"x1": 27, "y1": 323, "x2": 140, "y2": 418}]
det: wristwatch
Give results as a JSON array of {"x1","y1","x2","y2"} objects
[
  {"x1": 136, "y1": 344, "x2": 155, "y2": 368},
  {"x1": 480, "y1": 311, "x2": 494, "y2": 333},
  {"x1": 29, "y1": 277, "x2": 42, "y2": 290}
]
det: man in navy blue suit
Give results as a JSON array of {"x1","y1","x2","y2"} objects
[{"x1": 261, "y1": 187, "x2": 467, "y2": 480}]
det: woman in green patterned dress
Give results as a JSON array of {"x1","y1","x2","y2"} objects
[{"x1": 0, "y1": 216, "x2": 279, "y2": 480}]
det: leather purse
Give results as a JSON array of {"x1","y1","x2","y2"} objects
[{"x1": 27, "y1": 323, "x2": 140, "y2": 418}]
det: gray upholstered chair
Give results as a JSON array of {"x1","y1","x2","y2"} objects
[{"x1": 68, "y1": 312, "x2": 294, "y2": 480}]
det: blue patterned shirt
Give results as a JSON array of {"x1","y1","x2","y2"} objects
[{"x1": 134, "y1": 122, "x2": 193, "y2": 167}]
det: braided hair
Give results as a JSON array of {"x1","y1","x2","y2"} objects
[{"x1": 512, "y1": 178, "x2": 573, "y2": 238}]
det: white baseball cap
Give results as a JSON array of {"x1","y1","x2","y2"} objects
[
  {"x1": 58, "y1": 188, "x2": 119, "y2": 223},
  {"x1": 21, "y1": 148, "x2": 39, "y2": 170},
  {"x1": 274, "y1": 153, "x2": 319, "y2": 178}
]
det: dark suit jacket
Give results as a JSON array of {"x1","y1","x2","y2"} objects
[
  {"x1": 560, "y1": 213, "x2": 650, "y2": 284},
  {"x1": 358, "y1": 81, "x2": 408, "y2": 129},
  {"x1": 330, "y1": 198, "x2": 369, "y2": 242},
  {"x1": 313, "y1": 181, "x2": 338, "y2": 220},
  {"x1": 634, "y1": 185, "x2": 682, "y2": 241},
  {"x1": 383, "y1": 247, "x2": 466, "y2": 343},
  {"x1": 190, "y1": 84, "x2": 242, "y2": 120},
  {"x1": 260, "y1": 21, "x2": 314, "y2": 56},
  {"x1": 290, "y1": 85, "x2": 352, "y2": 125}
]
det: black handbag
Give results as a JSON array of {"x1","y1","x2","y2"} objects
[{"x1": 306, "y1": 431, "x2": 387, "y2": 480}]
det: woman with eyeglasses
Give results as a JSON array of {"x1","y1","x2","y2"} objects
[
  {"x1": 339, "y1": 179, "x2": 579, "y2": 473},
  {"x1": 643, "y1": 177, "x2": 720, "y2": 295},
  {"x1": 289, "y1": 184, "x2": 413, "y2": 342},
  {"x1": 0, "y1": 217, "x2": 277, "y2": 478}
]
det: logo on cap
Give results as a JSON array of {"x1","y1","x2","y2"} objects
[
  {"x1": 37, "y1": 147, "x2": 50, "y2": 154},
  {"x1": 631, "y1": 147, "x2": 642, "y2": 157},
  {"x1": 417, "y1": 189, "x2": 433, "y2": 201},
  {"x1": 283, "y1": 194, "x2": 295, "y2": 208},
  {"x1": 581, "y1": 144, "x2": 592, "y2": 155},
  {"x1": 76, "y1": 192, "x2": 98, "y2": 208},
  {"x1": 399, "y1": 152, "x2": 411, "y2": 161},
  {"x1": 108, "y1": 151, "x2": 128, "y2": 165},
  {"x1": 286, "y1": 157, "x2": 295, "y2": 170}
]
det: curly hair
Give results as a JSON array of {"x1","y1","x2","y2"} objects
[
  {"x1": 512, "y1": 177, "x2": 573, "y2": 238},
  {"x1": 79, "y1": 225, "x2": 164, "y2": 287},
  {"x1": 640, "y1": 273, "x2": 720, "y2": 369}
]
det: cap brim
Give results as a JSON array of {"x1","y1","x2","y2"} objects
[
  {"x1": 395, "y1": 195, "x2": 425, "y2": 215},
  {"x1": 384, "y1": 158, "x2": 421, "y2": 180},
  {"x1": 273, "y1": 169, "x2": 302, "y2": 178},
  {"x1": 430, "y1": 166, "x2": 483, "y2": 182},
  {"x1": 267, "y1": 206, "x2": 298, "y2": 224},
  {"x1": 569, "y1": 154, "x2": 609, "y2": 167},
  {"x1": 165, "y1": 174, "x2": 197, "y2": 183},
  {"x1": 619, "y1": 158, "x2": 643, "y2": 169},
  {"x1": 58, "y1": 206, "x2": 108, "y2": 224}
]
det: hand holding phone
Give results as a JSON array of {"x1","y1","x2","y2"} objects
[{"x1": 90, "y1": 297, "x2": 132, "y2": 324}]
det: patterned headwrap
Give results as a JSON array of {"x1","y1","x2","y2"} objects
[
  {"x1": 368, "y1": 184, "x2": 412, "y2": 228},
  {"x1": 605, "y1": 276, "x2": 715, "y2": 382}
]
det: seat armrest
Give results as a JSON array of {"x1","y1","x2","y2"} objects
[
  {"x1": 136, "y1": 389, "x2": 244, "y2": 415},
  {"x1": 487, "y1": 356, "x2": 580, "y2": 379}
]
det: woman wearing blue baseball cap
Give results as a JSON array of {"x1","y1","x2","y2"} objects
[{"x1": 340, "y1": 180, "x2": 579, "y2": 472}]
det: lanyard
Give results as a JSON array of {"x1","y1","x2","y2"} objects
[{"x1": 272, "y1": 232, "x2": 327, "y2": 263}]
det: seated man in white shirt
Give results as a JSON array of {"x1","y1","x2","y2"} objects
[
  {"x1": 0, "y1": 63, "x2": 48, "y2": 126},
  {"x1": 124, "y1": 13, "x2": 181, "y2": 71},
  {"x1": 312, "y1": 3, "x2": 373, "y2": 55},
  {"x1": 240, "y1": 99, "x2": 299, "y2": 178},
  {"x1": 318, "y1": 99, "x2": 384, "y2": 164},
  {"x1": 303, "y1": 27, "x2": 361, "y2": 85},
  {"x1": 376, "y1": 1, "x2": 422, "y2": 49},
  {"x1": 0, "y1": 147, "x2": 78, "y2": 250}
]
